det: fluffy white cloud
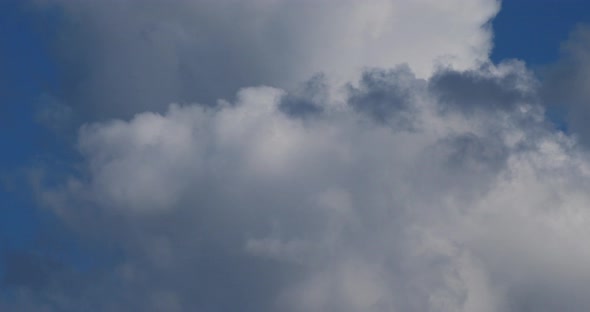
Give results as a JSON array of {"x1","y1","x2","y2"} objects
[{"x1": 32, "y1": 61, "x2": 590, "y2": 311}]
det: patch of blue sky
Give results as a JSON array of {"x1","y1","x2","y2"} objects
[
  {"x1": 492, "y1": 0, "x2": 590, "y2": 133},
  {"x1": 0, "y1": 1, "x2": 108, "y2": 282}
]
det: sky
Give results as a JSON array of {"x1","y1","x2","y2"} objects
[{"x1": 2, "y1": 0, "x2": 590, "y2": 311}]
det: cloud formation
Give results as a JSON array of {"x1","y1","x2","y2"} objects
[
  {"x1": 542, "y1": 25, "x2": 590, "y2": 145},
  {"x1": 6, "y1": 0, "x2": 590, "y2": 311},
  {"x1": 40, "y1": 0, "x2": 498, "y2": 119},
  {"x1": 25, "y1": 61, "x2": 590, "y2": 311}
]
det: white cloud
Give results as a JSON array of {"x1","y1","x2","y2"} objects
[{"x1": 33, "y1": 60, "x2": 590, "y2": 311}]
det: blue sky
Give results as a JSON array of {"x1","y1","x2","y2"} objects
[
  {"x1": 0, "y1": 1, "x2": 54, "y2": 253},
  {"x1": 3, "y1": 1, "x2": 590, "y2": 310},
  {"x1": 492, "y1": 0, "x2": 590, "y2": 65},
  {"x1": 0, "y1": 0, "x2": 84, "y2": 283}
]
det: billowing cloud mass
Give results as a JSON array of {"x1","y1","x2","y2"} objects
[{"x1": 6, "y1": 0, "x2": 590, "y2": 311}]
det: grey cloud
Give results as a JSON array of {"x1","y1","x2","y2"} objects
[
  {"x1": 430, "y1": 62, "x2": 537, "y2": 115},
  {"x1": 32, "y1": 0, "x2": 498, "y2": 120},
  {"x1": 17, "y1": 59, "x2": 590, "y2": 311},
  {"x1": 347, "y1": 65, "x2": 422, "y2": 129},
  {"x1": 442, "y1": 133, "x2": 508, "y2": 171},
  {"x1": 541, "y1": 25, "x2": 590, "y2": 145},
  {"x1": 279, "y1": 74, "x2": 327, "y2": 118},
  {"x1": 432, "y1": 132, "x2": 509, "y2": 197},
  {"x1": 505, "y1": 279, "x2": 590, "y2": 312}
]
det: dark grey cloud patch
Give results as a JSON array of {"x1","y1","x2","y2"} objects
[
  {"x1": 429, "y1": 62, "x2": 537, "y2": 115},
  {"x1": 442, "y1": 132, "x2": 509, "y2": 174},
  {"x1": 399, "y1": 130, "x2": 511, "y2": 213},
  {"x1": 347, "y1": 65, "x2": 422, "y2": 129},
  {"x1": 541, "y1": 25, "x2": 590, "y2": 145},
  {"x1": 505, "y1": 279, "x2": 590, "y2": 312},
  {"x1": 279, "y1": 74, "x2": 327, "y2": 118}
]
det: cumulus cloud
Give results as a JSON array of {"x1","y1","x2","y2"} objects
[
  {"x1": 24, "y1": 59, "x2": 590, "y2": 311},
  {"x1": 37, "y1": 0, "x2": 499, "y2": 119},
  {"x1": 8, "y1": 0, "x2": 590, "y2": 311}
]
